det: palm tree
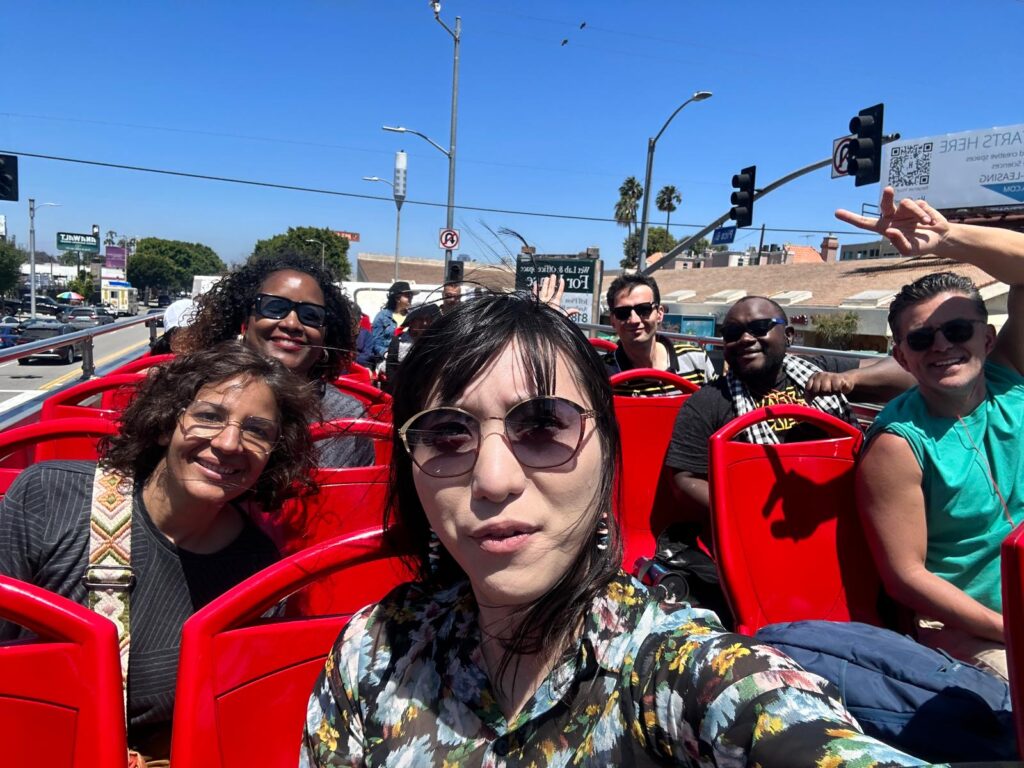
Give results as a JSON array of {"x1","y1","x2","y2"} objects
[
  {"x1": 614, "y1": 176, "x2": 644, "y2": 238},
  {"x1": 656, "y1": 185, "x2": 682, "y2": 234}
]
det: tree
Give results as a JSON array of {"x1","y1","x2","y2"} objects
[
  {"x1": 614, "y1": 176, "x2": 644, "y2": 241},
  {"x1": 0, "y1": 241, "x2": 23, "y2": 297},
  {"x1": 251, "y1": 226, "x2": 351, "y2": 279},
  {"x1": 656, "y1": 185, "x2": 682, "y2": 234},
  {"x1": 134, "y1": 237, "x2": 225, "y2": 282},
  {"x1": 620, "y1": 227, "x2": 675, "y2": 270},
  {"x1": 691, "y1": 237, "x2": 710, "y2": 255},
  {"x1": 128, "y1": 251, "x2": 186, "y2": 295},
  {"x1": 813, "y1": 311, "x2": 860, "y2": 350},
  {"x1": 68, "y1": 270, "x2": 94, "y2": 299}
]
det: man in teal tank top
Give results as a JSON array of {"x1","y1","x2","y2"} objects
[{"x1": 837, "y1": 187, "x2": 1024, "y2": 680}]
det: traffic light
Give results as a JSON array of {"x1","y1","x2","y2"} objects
[
  {"x1": 446, "y1": 260, "x2": 464, "y2": 284},
  {"x1": 0, "y1": 154, "x2": 18, "y2": 202},
  {"x1": 848, "y1": 103, "x2": 884, "y2": 187},
  {"x1": 730, "y1": 165, "x2": 756, "y2": 228}
]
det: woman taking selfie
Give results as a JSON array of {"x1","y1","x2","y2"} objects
[
  {"x1": 178, "y1": 253, "x2": 373, "y2": 468},
  {"x1": 0, "y1": 343, "x2": 317, "y2": 759},
  {"x1": 301, "y1": 294, "x2": 922, "y2": 766}
]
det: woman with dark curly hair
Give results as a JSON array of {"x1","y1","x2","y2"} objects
[
  {"x1": 176, "y1": 253, "x2": 373, "y2": 468},
  {"x1": 0, "y1": 342, "x2": 318, "y2": 760}
]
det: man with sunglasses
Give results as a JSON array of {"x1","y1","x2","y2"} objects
[
  {"x1": 664, "y1": 295, "x2": 911, "y2": 537},
  {"x1": 602, "y1": 275, "x2": 716, "y2": 396},
  {"x1": 840, "y1": 188, "x2": 1024, "y2": 680}
]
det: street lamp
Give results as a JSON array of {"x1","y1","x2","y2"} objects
[
  {"x1": 380, "y1": 1, "x2": 460, "y2": 273},
  {"x1": 305, "y1": 238, "x2": 325, "y2": 270},
  {"x1": 28, "y1": 199, "x2": 62, "y2": 319},
  {"x1": 364, "y1": 150, "x2": 407, "y2": 281},
  {"x1": 637, "y1": 90, "x2": 713, "y2": 272}
]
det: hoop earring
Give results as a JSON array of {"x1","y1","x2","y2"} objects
[
  {"x1": 595, "y1": 513, "x2": 609, "y2": 551},
  {"x1": 428, "y1": 529, "x2": 442, "y2": 574}
]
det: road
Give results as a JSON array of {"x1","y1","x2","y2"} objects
[{"x1": 0, "y1": 321, "x2": 152, "y2": 416}]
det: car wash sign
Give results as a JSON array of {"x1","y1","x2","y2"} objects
[
  {"x1": 514, "y1": 256, "x2": 601, "y2": 325},
  {"x1": 881, "y1": 124, "x2": 1024, "y2": 211}
]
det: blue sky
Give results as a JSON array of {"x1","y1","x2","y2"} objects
[{"x1": 2, "y1": 1, "x2": 1021, "y2": 271}]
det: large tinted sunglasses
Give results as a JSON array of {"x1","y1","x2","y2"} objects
[
  {"x1": 904, "y1": 318, "x2": 985, "y2": 352},
  {"x1": 720, "y1": 317, "x2": 786, "y2": 343},
  {"x1": 399, "y1": 396, "x2": 596, "y2": 478},
  {"x1": 252, "y1": 294, "x2": 327, "y2": 328},
  {"x1": 611, "y1": 302, "x2": 658, "y2": 321}
]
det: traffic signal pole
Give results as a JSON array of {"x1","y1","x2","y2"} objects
[{"x1": 641, "y1": 133, "x2": 899, "y2": 277}]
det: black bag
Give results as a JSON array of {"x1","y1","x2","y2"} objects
[{"x1": 756, "y1": 620, "x2": 1017, "y2": 763}]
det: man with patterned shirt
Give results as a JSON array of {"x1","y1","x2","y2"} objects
[
  {"x1": 665, "y1": 295, "x2": 913, "y2": 529},
  {"x1": 602, "y1": 274, "x2": 716, "y2": 396}
]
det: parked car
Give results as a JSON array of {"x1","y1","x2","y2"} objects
[
  {"x1": 65, "y1": 306, "x2": 117, "y2": 329},
  {"x1": 19, "y1": 295, "x2": 62, "y2": 316},
  {"x1": 146, "y1": 307, "x2": 166, "y2": 328},
  {"x1": 12, "y1": 318, "x2": 84, "y2": 365},
  {"x1": 157, "y1": 294, "x2": 172, "y2": 307},
  {"x1": 0, "y1": 316, "x2": 20, "y2": 349}
]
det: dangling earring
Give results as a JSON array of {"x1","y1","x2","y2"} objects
[
  {"x1": 237, "y1": 322, "x2": 247, "y2": 342},
  {"x1": 321, "y1": 347, "x2": 330, "y2": 362},
  {"x1": 595, "y1": 513, "x2": 609, "y2": 551},
  {"x1": 428, "y1": 529, "x2": 442, "y2": 574}
]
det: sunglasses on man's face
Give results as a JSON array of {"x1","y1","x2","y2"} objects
[
  {"x1": 398, "y1": 396, "x2": 596, "y2": 478},
  {"x1": 611, "y1": 302, "x2": 658, "y2": 321},
  {"x1": 252, "y1": 294, "x2": 327, "y2": 328},
  {"x1": 903, "y1": 318, "x2": 985, "y2": 352},
  {"x1": 720, "y1": 317, "x2": 786, "y2": 343}
]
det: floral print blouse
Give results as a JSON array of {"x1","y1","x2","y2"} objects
[{"x1": 301, "y1": 573, "x2": 930, "y2": 767}]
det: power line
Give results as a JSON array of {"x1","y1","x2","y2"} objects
[{"x1": 2, "y1": 148, "x2": 866, "y2": 237}]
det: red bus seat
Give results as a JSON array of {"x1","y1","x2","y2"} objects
[
  {"x1": 329, "y1": 378, "x2": 393, "y2": 422},
  {"x1": 40, "y1": 373, "x2": 145, "y2": 423},
  {"x1": 336, "y1": 361, "x2": 373, "y2": 384},
  {"x1": 708, "y1": 404, "x2": 880, "y2": 635},
  {"x1": 171, "y1": 529, "x2": 410, "y2": 768},
  {"x1": 1001, "y1": 524, "x2": 1024, "y2": 758},
  {"x1": 0, "y1": 418, "x2": 120, "y2": 496},
  {"x1": 107, "y1": 353, "x2": 175, "y2": 376},
  {"x1": 610, "y1": 369, "x2": 694, "y2": 572},
  {"x1": 0, "y1": 574, "x2": 127, "y2": 768},
  {"x1": 589, "y1": 337, "x2": 617, "y2": 353}
]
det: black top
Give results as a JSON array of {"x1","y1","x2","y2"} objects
[{"x1": 664, "y1": 355, "x2": 860, "y2": 477}]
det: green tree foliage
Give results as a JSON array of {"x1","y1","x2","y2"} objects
[
  {"x1": 134, "y1": 237, "x2": 225, "y2": 282},
  {"x1": 620, "y1": 227, "x2": 675, "y2": 270},
  {"x1": 813, "y1": 311, "x2": 860, "y2": 350},
  {"x1": 128, "y1": 251, "x2": 186, "y2": 295},
  {"x1": 0, "y1": 240, "x2": 23, "y2": 296},
  {"x1": 68, "y1": 270, "x2": 94, "y2": 298},
  {"x1": 251, "y1": 226, "x2": 350, "y2": 279},
  {"x1": 614, "y1": 177, "x2": 644, "y2": 242},
  {"x1": 691, "y1": 237, "x2": 711, "y2": 254},
  {"x1": 656, "y1": 185, "x2": 681, "y2": 233}
]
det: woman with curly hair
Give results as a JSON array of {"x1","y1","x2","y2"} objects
[
  {"x1": 176, "y1": 253, "x2": 373, "y2": 467},
  {"x1": 0, "y1": 342, "x2": 318, "y2": 760}
]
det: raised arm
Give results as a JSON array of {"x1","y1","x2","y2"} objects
[
  {"x1": 804, "y1": 355, "x2": 916, "y2": 402},
  {"x1": 856, "y1": 432, "x2": 1004, "y2": 642}
]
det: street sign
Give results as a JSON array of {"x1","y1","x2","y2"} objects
[
  {"x1": 438, "y1": 228, "x2": 460, "y2": 250},
  {"x1": 711, "y1": 226, "x2": 736, "y2": 246},
  {"x1": 832, "y1": 135, "x2": 853, "y2": 178},
  {"x1": 514, "y1": 256, "x2": 601, "y2": 325},
  {"x1": 334, "y1": 230, "x2": 360, "y2": 242},
  {"x1": 56, "y1": 232, "x2": 100, "y2": 253}
]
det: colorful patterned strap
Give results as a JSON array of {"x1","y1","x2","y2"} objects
[{"x1": 85, "y1": 465, "x2": 135, "y2": 710}]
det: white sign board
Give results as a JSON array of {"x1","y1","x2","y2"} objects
[
  {"x1": 514, "y1": 257, "x2": 601, "y2": 325},
  {"x1": 880, "y1": 124, "x2": 1024, "y2": 211},
  {"x1": 832, "y1": 135, "x2": 852, "y2": 178},
  {"x1": 438, "y1": 228, "x2": 460, "y2": 250}
]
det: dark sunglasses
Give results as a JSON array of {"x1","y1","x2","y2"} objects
[
  {"x1": 721, "y1": 317, "x2": 787, "y2": 343},
  {"x1": 252, "y1": 294, "x2": 327, "y2": 328},
  {"x1": 398, "y1": 396, "x2": 596, "y2": 478},
  {"x1": 611, "y1": 302, "x2": 658, "y2": 321},
  {"x1": 904, "y1": 318, "x2": 985, "y2": 352}
]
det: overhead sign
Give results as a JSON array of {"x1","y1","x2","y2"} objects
[
  {"x1": 711, "y1": 226, "x2": 736, "y2": 246},
  {"x1": 438, "y1": 228, "x2": 460, "y2": 250},
  {"x1": 334, "y1": 230, "x2": 360, "y2": 242},
  {"x1": 881, "y1": 124, "x2": 1024, "y2": 211},
  {"x1": 105, "y1": 245, "x2": 126, "y2": 270},
  {"x1": 514, "y1": 256, "x2": 602, "y2": 325},
  {"x1": 832, "y1": 134, "x2": 853, "y2": 178},
  {"x1": 56, "y1": 232, "x2": 100, "y2": 253}
]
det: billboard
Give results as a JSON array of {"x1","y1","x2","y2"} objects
[
  {"x1": 514, "y1": 256, "x2": 602, "y2": 325},
  {"x1": 881, "y1": 124, "x2": 1024, "y2": 212},
  {"x1": 105, "y1": 245, "x2": 126, "y2": 270}
]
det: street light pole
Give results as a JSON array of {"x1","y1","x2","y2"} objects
[
  {"x1": 305, "y1": 238, "x2": 325, "y2": 270},
  {"x1": 28, "y1": 198, "x2": 61, "y2": 319},
  {"x1": 637, "y1": 90, "x2": 712, "y2": 272},
  {"x1": 363, "y1": 148, "x2": 407, "y2": 281},
  {"x1": 432, "y1": 6, "x2": 460, "y2": 274}
]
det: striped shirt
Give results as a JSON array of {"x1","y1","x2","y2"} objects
[{"x1": 603, "y1": 335, "x2": 717, "y2": 396}]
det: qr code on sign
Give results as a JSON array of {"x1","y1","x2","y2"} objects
[{"x1": 888, "y1": 142, "x2": 933, "y2": 187}]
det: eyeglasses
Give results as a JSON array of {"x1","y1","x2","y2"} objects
[
  {"x1": 179, "y1": 401, "x2": 280, "y2": 455},
  {"x1": 720, "y1": 317, "x2": 787, "y2": 343},
  {"x1": 610, "y1": 302, "x2": 658, "y2": 321},
  {"x1": 903, "y1": 318, "x2": 985, "y2": 352},
  {"x1": 252, "y1": 294, "x2": 327, "y2": 328},
  {"x1": 398, "y1": 396, "x2": 597, "y2": 478}
]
